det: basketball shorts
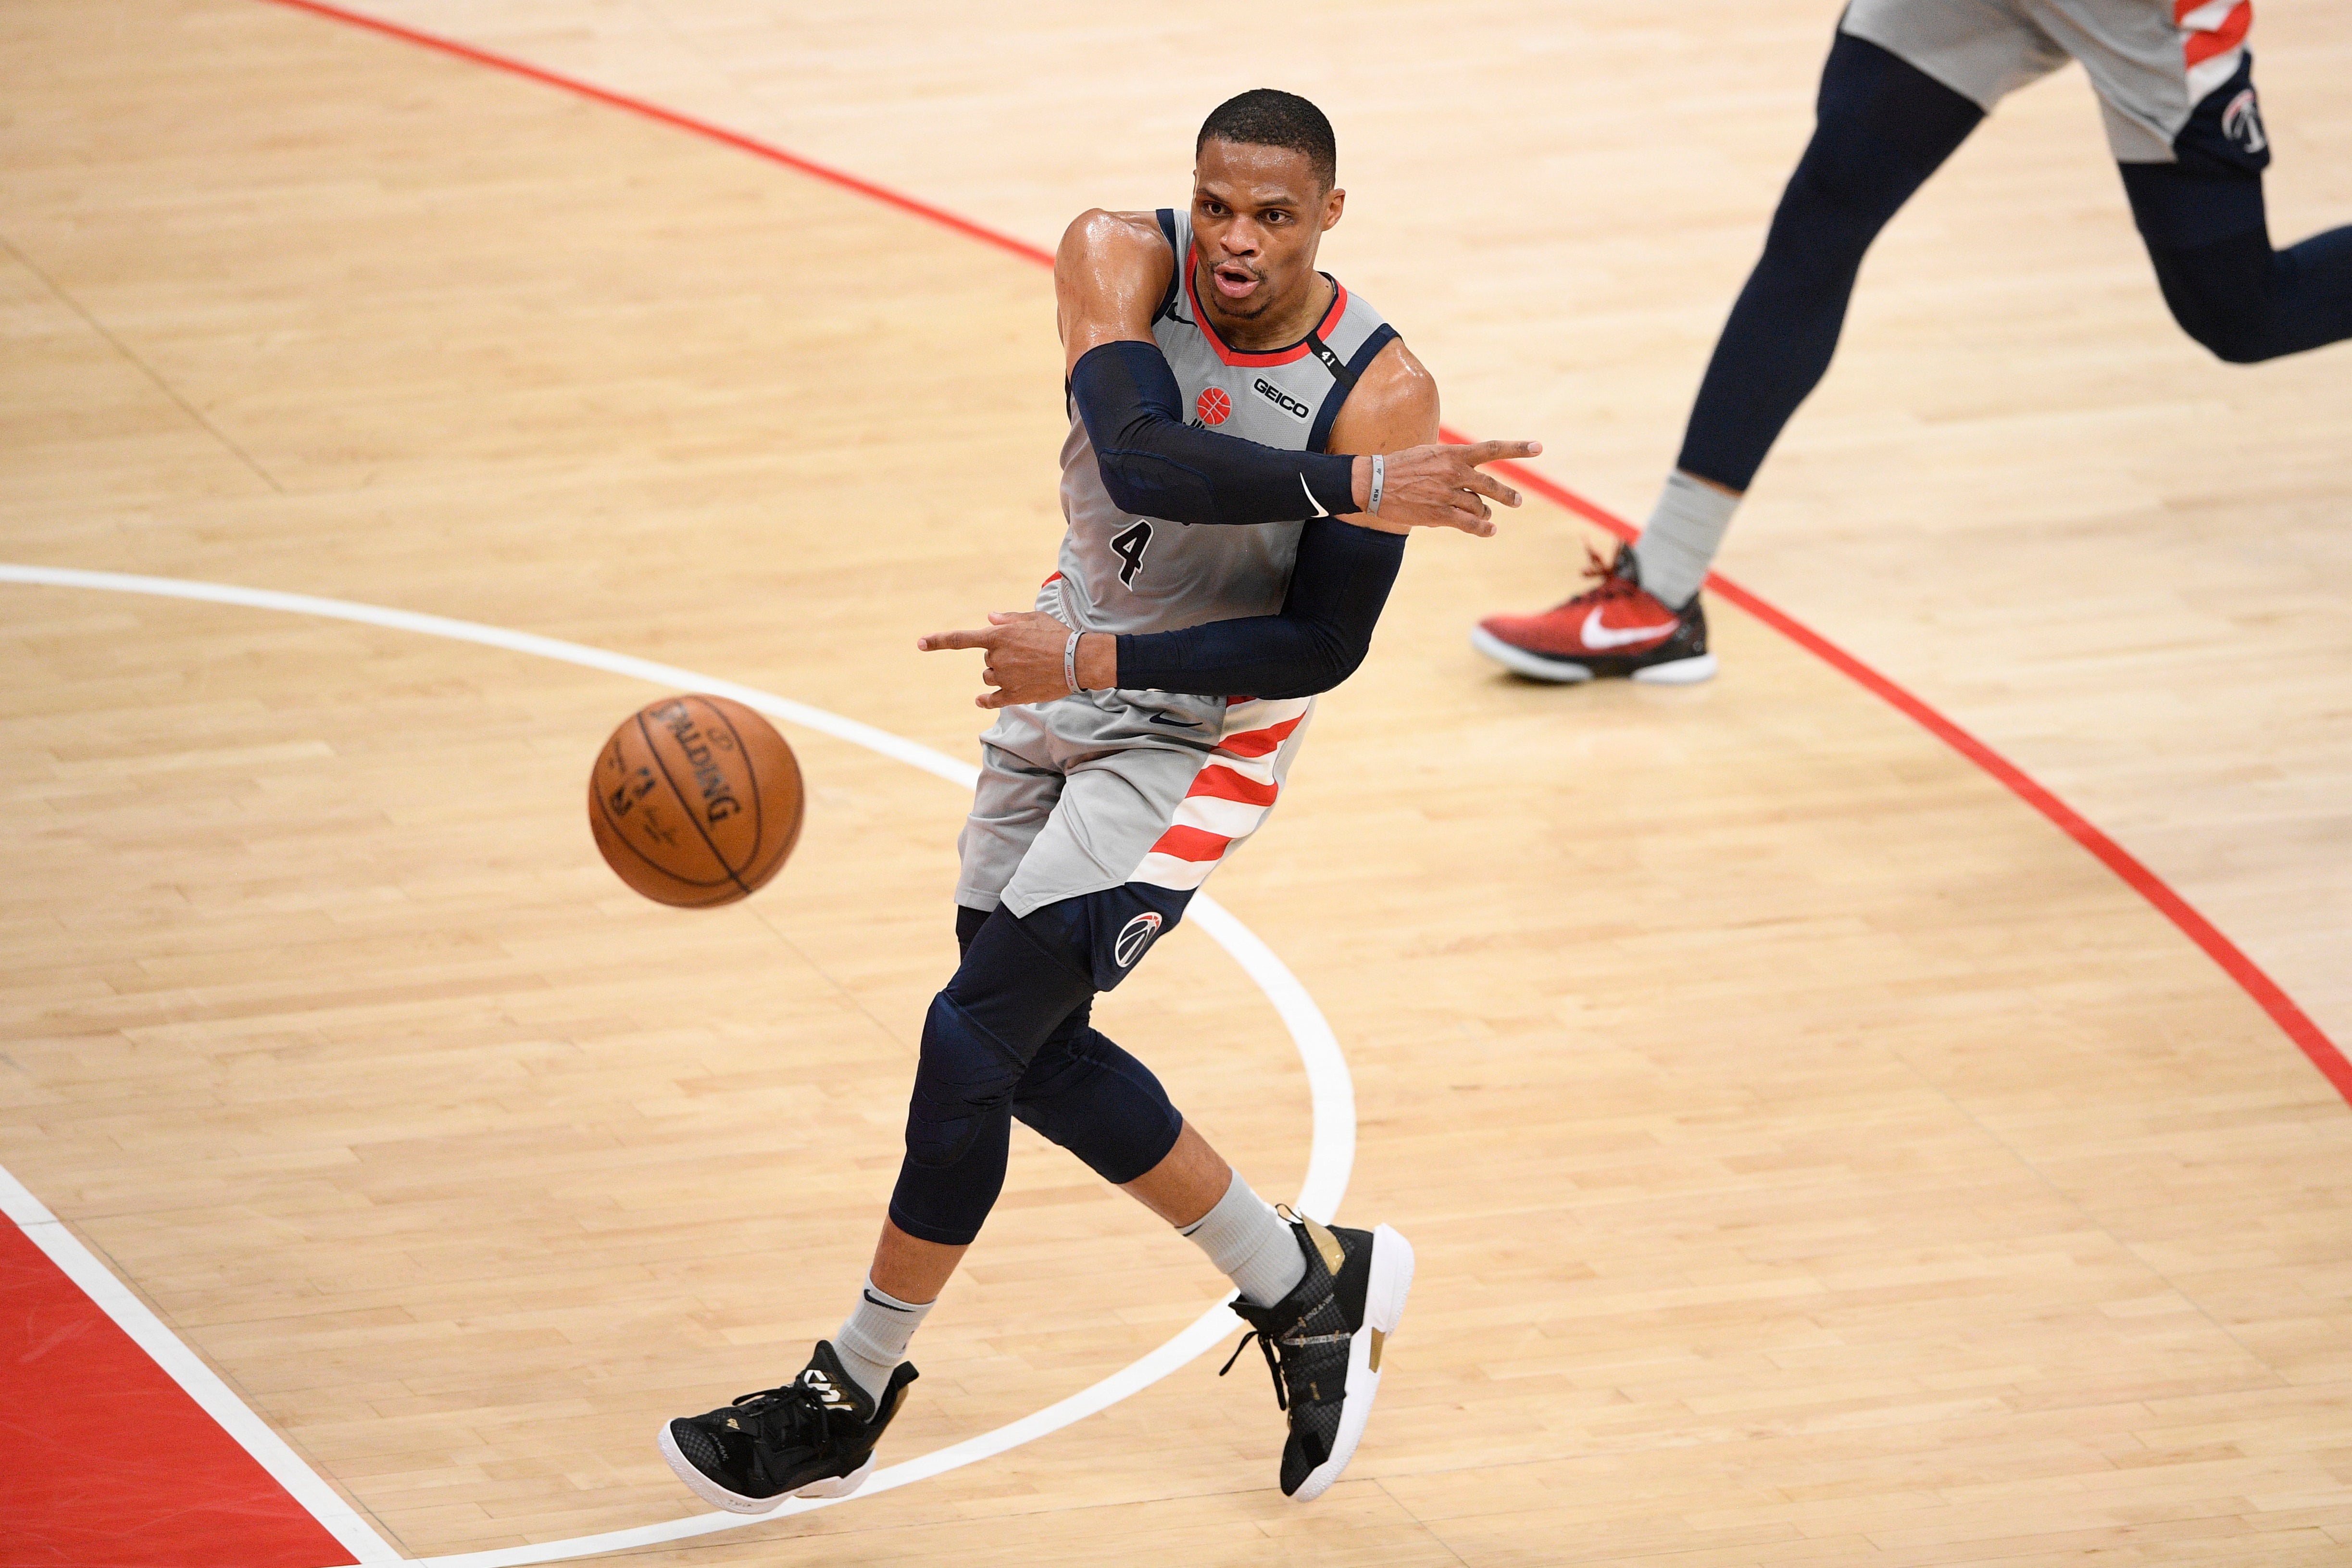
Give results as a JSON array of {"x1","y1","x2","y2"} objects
[
  {"x1": 1842, "y1": 0, "x2": 2263, "y2": 165},
  {"x1": 955, "y1": 687, "x2": 1314, "y2": 977}
]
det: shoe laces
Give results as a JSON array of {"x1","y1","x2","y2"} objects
[
  {"x1": 1546, "y1": 544, "x2": 1640, "y2": 612},
  {"x1": 721, "y1": 1380, "x2": 838, "y2": 1457},
  {"x1": 1218, "y1": 1325, "x2": 1289, "y2": 1411}
]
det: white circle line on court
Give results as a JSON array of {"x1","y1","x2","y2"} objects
[{"x1": 0, "y1": 564, "x2": 1357, "y2": 1568}]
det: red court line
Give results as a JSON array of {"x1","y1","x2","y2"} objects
[
  {"x1": 0, "y1": 1219, "x2": 356, "y2": 1568},
  {"x1": 265, "y1": 0, "x2": 2351, "y2": 1102},
  {"x1": 260, "y1": 0, "x2": 1055, "y2": 271},
  {"x1": 1477, "y1": 456, "x2": 2352, "y2": 1103}
]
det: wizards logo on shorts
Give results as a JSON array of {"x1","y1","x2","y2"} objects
[
  {"x1": 1114, "y1": 911, "x2": 1164, "y2": 968},
  {"x1": 2222, "y1": 88, "x2": 2266, "y2": 156}
]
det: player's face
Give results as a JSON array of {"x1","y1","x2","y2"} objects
[{"x1": 1190, "y1": 139, "x2": 1345, "y2": 324}]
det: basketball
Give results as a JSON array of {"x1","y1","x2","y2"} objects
[{"x1": 588, "y1": 694, "x2": 803, "y2": 907}]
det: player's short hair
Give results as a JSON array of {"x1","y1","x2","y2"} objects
[{"x1": 1196, "y1": 89, "x2": 1338, "y2": 191}]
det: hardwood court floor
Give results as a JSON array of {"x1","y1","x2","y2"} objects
[
  {"x1": 2, "y1": 2, "x2": 2350, "y2": 1565},
  {"x1": 349, "y1": 0, "x2": 2352, "y2": 1054}
]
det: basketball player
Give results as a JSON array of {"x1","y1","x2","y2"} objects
[
  {"x1": 657, "y1": 90, "x2": 1538, "y2": 1510},
  {"x1": 1475, "y1": 0, "x2": 2352, "y2": 682}
]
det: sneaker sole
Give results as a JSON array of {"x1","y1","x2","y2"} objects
[
  {"x1": 1470, "y1": 626, "x2": 1717, "y2": 686},
  {"x1": 655, "y1": 1421, "x2": 877, "y2": 1515},
  {"x1": 1289, "y1": 1223, "x2": 1415, "y2": 1503}
]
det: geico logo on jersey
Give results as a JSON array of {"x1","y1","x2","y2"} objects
[{"x1": 1253, "y1": 377, "x2": 1311, "y2": 420}]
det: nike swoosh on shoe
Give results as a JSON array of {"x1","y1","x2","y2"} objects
[{"x1": 1579, "y1": 607, "x2": 1677, "y2": 650}]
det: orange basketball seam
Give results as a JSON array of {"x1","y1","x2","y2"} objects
[
  {"x1": 696, "y1": 700, "x2": 771, "y2": 884},
  {"x1": 591, "y1": 738, "x2": 738, "y2": 893},
  {"x1": 635, "y1": 700, "x2": 756, "y2": 901}
]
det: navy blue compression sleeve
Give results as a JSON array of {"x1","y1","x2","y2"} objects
[
  {"x1": 1111, "y1": 516, "x2": 1406, "y2": 700},
  {"x1": 1069, "y1": 340, "x2": 1359, "y2": 525}
]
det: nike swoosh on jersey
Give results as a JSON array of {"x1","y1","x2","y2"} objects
[
  {"x1": 1580, "y1": 607, "x2": 1678, "y2": 650},
  {"x1": 1146, "y1": 711, "x2": 1202, "y2": 729}
]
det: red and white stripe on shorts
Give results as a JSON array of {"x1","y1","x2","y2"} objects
[
  {"x1": 1129, "y1": 695, "x2": 1312, "y2": 892},
  {"x1": 2178, "y1": 0, "x2": 2252, "y2": 101}
]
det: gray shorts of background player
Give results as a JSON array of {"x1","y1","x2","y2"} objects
[{"x1": 1677, "y1": 6, "x2": 2352, "y2": 493}]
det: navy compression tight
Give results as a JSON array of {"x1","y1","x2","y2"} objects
[
  {"x1": 1676, "y1": 32, "x2": 2352, "y2": 494},
  {"x1": 886, "y1": 902, "x2": 1186, "y2": 1248}
]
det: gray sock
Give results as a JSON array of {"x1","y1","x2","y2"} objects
[
  {"x1": 833, "y1": 1274, "x2": 933, "y2": 1404},
  {"x1": 1179, "y1": 1169, "x2": 1306, "y2": 1307},
  {"x1": 1630, "y1": 469, "x2": 1739, "y2": 609}
]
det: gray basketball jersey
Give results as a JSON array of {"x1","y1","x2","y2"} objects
[{"x1": 1047, "y1": 207, "x2": 1400, "y2": 636}]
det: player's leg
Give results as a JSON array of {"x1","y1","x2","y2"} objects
[
  {"x1": 864, "y1": 865, "x2": 1407, "y2": 1503},
  {"x1": 1475, "y1": 20, "x2": 1999, "y2": 682},
  {"x1": 1000, "y1": 882, "x2": 1414, "y2": 1502},
  {"x1": 987, "y1": 710, "x2": 1406, "y2": 1500},
  {"x1": 2117, "y1": 57, "x2": 2352, "y2": 364},
  {"x1": 655, "y1": 731, "x2": 1071, "y2": 1515},
  {"x1": 656, "y1": 896, "x2": 1095, "y2": 1514}
]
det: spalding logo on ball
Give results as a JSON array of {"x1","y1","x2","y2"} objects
[{"x1": 589, "y1": 694, "x2": 803, "y2": 906}]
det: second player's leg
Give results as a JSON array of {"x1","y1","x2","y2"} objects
[
  {"x1": 1474, "y1": 30, "x2": 1988, "y2": 685},
  {"x1": 2118, "y1": 60, "x2": 2352, "y2": 365},
  {"x1": 1670, "y1": 31, "x2": 1986, "y2": 507}
]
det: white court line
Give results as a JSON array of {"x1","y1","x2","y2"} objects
[{"x1": 0, "y1": 563, "x2": 1356, "y2": 1568}]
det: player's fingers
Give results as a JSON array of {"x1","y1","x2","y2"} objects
[
  {"x1": 1456, "y1": 439, "x2": 1542, "y2": 465},
  {"x1": 1455, "y1": 468, "x2": 1524, "y2": 508},
  {"x1": 918, "y1": 627, "x2": 995, "y2": 652}
]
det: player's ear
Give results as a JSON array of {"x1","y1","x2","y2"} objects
[{"x1": 1323, "y1": 187, "x2": 1345, "y2": 231}]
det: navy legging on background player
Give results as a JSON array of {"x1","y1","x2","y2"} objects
[{"x1": 1679, "y1": 33, "x2": 2352, "y2": 494}]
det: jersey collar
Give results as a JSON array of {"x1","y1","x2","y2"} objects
[{"x1": 1183, "y1": 250, "x2": 1348, "y2": 368}]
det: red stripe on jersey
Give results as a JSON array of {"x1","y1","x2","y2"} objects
[
  {"x1": 1187, "y1": 763, "x2": 1279, "y2": 807},
  {"x1": 1219, "y1": 715, "x2": 1305, "y2": 760},
  {"x1": 1042, "y1": 570, "x2": 1063, "y2": 586},
  {"x1": 2185, "y1": 0, "x2": 2252, "y2": 63},
  {"x1": 1149, "y1": 824, "x2": 1233, "y2": 862},
  {"x1": 1184, "y1": 253, "x2": 1350, "y2": 367}
]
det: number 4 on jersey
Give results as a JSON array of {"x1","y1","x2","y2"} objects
[{"x1": 1111, "y1": 520, "x2": 1153, "y2": 586}]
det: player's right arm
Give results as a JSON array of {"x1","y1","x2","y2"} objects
[{"x1": 1056, "y1": 209, "x2": 1534, "y2": 535}]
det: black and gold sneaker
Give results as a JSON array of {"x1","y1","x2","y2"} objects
[
  {"x1": 656, "y1": 1342, "x2": 917, "y2": 1515},
  {"x1": 1219, "y1": 1212, "x2": 1414, "y2": 1501}
]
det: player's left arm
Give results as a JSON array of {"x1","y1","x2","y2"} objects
[
  {"x1": 1098, "y1": 341, "x2": 1438, "y2": 698},
  {"x1": 921, "y1": 345, "x2": 1455, "y2": 707}
]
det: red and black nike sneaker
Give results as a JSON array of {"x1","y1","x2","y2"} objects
[{"x1": 1472, "y1": 543, "x2": 1714, "y2": 684}]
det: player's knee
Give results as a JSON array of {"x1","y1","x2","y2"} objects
[
  {"x1": 902, "y1": 992, "x2": 1022, "y2": 1168},
  {"x1": 2176, "y1": 302, "x2": 2274, "y2": 364},
  {"x1": 2155, "y1": 268, "x2": 2277, "y2": 362},
  {"x1": 1010, "y1": 1026, "x2": 1183, "y2": 1185},
  {"x1": 1778, "y1": 141, "x2": 1909, "y2": 250}
]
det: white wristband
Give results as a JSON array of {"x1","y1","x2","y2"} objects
[
  {"x1": 1367, "y1": 453, "x2": 1385, "y2": 516},
  {"x1": 1064, "y1": 629, "x2": 1085, "y2": 694}
]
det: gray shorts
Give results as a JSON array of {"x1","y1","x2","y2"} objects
[
  {"x1": 1843, "y1": 0, "x2": 2255, "y2": 163},
  {"x1": 955, "y1": 688, "x2": 1316, "y2": 919}
]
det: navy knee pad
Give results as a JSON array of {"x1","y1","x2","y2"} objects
[
  {"x1": 901, "y1": 911, "x2": 1092, "y2": 1171},
  {"x1": 1013, "y1": 1024, "x2": 1184, "y2": 1186},
  {"x1": 890, "y1": 893, "x2": 1194, "y2": 1243}
]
